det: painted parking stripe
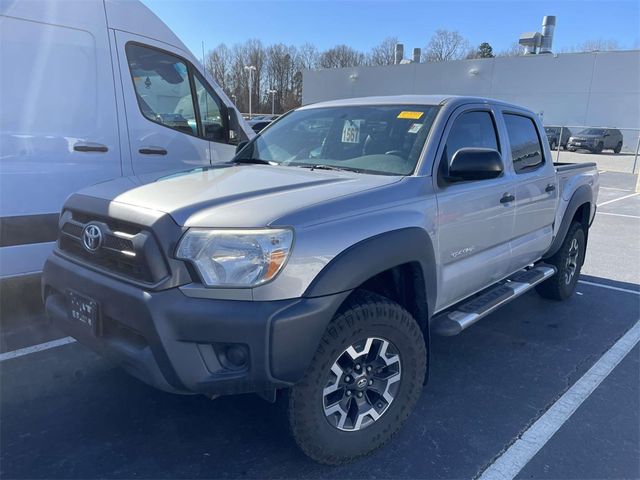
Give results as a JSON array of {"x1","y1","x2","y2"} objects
[
  {"x1": 478, "y1": 320, "x2": 640, "y2": 480},
  {"x1": 578, "y1": 280, "x2": 640, "y2": 296},
  {"x1": 0, "y1": 337, "x2": 76, "y2": 362},
  {"x1": 597, "y1": 192, "x2": 639, "y2": 207},
  {"x1": 596, "y1": 212, "x2": 640, "y2": 220}
]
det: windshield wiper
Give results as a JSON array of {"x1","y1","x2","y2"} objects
[
  {"x1": 233, "y1": 158, "x2": 273, "y2": 165},
  {"x1": 297, "y1": 164, "x2": 362, "y2": 173}
]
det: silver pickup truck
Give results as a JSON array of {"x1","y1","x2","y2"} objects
[{"x1": 42, "y1": 95, "x2": 598, "y2": 464}]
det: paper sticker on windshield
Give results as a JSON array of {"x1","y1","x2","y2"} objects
[
  {"x1": 398, "y1": 111, "x2": 424, "y2": 120},
  {"x1": 341, "y1": 120, "x2": 362, "y2": 143},
  {"x1": 408, "y1": 123, "x2": 423, "y2": 134}
]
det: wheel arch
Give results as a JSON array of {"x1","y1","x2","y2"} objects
[{"x1": 544, "y1": 184, "x2": 593, "y2": 260}]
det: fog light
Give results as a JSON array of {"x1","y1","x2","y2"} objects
[{"x1": 225, "y1": 345, "x2": 248, "y2": 368}]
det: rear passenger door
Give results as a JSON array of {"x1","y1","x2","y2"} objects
[
  {"x1": 115, "y1": 32, "x2": 232, "y2": 175},
  {"x1": 502, "y1": 112, "x2": 557, "y2": 270},
  {"x1": 434, "y1": 106, "x2": 516, "y2": 311}
]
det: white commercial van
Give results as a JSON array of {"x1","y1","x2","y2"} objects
[{"x1": 0, "y1": 0, "x2": 253, "y2": 282}]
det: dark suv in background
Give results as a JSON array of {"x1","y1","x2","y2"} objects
[
  {"x1": 567, "y1": 128, "x2": 623, "y2": 153},
  {"x1": 544, "y1": 126, "x2": 572, "y2": 150}
]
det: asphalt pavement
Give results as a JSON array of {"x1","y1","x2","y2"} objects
[{"x1": 1, "y1": 172, "x2": 638, "y2": 479}]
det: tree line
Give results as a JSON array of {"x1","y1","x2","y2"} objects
[{"x1": 204, "y1": 31, "x2": 621, "y2": 114}]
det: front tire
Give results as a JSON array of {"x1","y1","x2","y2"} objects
[
  {"x1": 536, "y1": 221, "x2": 586, "y2": 300},
  {"x1": 593, "y1": 142, "x2": 604, "y2": 154},
  {"x1": 288, "y1": 290, "x2": 426, "y2": 465}
]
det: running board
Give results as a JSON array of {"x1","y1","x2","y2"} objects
[{"x1": 432, "y1": 265, "x2": 557, "y2": 336}]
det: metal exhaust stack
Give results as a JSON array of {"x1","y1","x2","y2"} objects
[
  {"x1": 412, "y1": 47, "x2": 421, "y2": 63},
  {"x1": 539, "y1": 15, "x2": 556, "y2": 54},
  {"x1": 394, "y1": 43, "x2": 404, "y2": 65}
]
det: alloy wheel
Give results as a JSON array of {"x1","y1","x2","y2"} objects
[
  {"x1": 322, "y1": 337, "x2": 401, "y2": 431},
  {"x1": 564, "y1": 237, "x2": 580, "y2": 285}
]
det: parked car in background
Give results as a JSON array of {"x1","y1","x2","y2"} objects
[
  {"x1": 544, "y1": 126, "x2": 572, "y2": 150},
  {"x1": 567, "y1": 128, "x2": 623, "y2": 153},
  {"x1": 0, "y1": 0, "x2": 252, "y2": 283},
  {"x1": 44, "y1": 95, "x2": 599, "y2": 465}
]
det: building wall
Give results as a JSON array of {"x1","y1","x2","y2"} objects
[{"x1": 302, "y1": 50, "x2": 640, "y2": 130}]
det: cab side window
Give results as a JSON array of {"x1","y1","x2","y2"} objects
[
  {"x1": 504, "y1": 114, "x2": 544, "y2": 173},
  {"x1": 126, "y1": 43, "x2": 197, "y2": 136},
  {"x1": 441, "y1": 111, "x2": 499, "y2": 179},
  {"x1": 193, "y1": 72, "x2": 227, "y2": 143},
  {"x1": 126, "y1": 43, "x2": 228, "y2": 143}
]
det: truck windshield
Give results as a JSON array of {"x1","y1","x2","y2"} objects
[{"x1": 234, "y1": 105, "x2": 440, "y2": 175}]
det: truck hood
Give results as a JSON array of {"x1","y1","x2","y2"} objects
[{"x1": 76, "y1": 164, "x2": 401, "y2": 227}]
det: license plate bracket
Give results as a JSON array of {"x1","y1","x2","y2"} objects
[{"x1": 67, "y1": 290, "x2": 99, "y2": 332}]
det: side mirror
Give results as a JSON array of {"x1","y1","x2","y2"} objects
[
  {"x1": 447, "y1": 148, "x2": 503, "y2": 182},
  {"x1": 235, "y1": 140, "x2": 249, "y2": 154}
]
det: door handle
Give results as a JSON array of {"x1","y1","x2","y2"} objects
[
  {"x1": 545, "y1": 184, "x2": 556, "y2": 193},
  {"x1": 139, "y1": 147, "x2": 168, "y2": 155},
  {"x1": 500, "y1": 193, "x2": 515, "y2": 204},
  {"x1": 73, "y1": 142, "x2": 108, "y2": 153}
]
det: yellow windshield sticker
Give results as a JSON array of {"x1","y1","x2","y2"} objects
[{"x1": 398, "y1": 111, "x2": 424, "y2": 120}]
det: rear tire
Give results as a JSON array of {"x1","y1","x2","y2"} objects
[
  {"x1": 614, "y1": 141, "x2": 622, "y2": 154},
  {"x1": 536, "y1": 221, "x2": 586, "y2": 300},
  {"x1": 288, "y1": 290, "x2": 426, "y2": 465}
]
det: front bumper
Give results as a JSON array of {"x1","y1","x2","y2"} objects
[{"x1": 42, "y1": 253, "x2": 350, "y2": 396}]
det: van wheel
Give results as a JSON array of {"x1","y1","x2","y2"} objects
[
  {"x1": 537, "y1": 221, "x2": 586, "y2": 300},
  {"x1": 614, "y1": 141, "x2": 622, "y2": 154},
  {"x1": 594, "y1": 142, "x2": 604, "y2": 154},
  {"x1": 288, "y1": 290, "x2": 426, "y2": 465}
]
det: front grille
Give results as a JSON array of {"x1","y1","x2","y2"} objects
[{"x1": 58, "y1": 211, "x2": 168, "y2": 284}]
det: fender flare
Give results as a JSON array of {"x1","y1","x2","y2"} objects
[
  {"x1": 544, "y1": 184, "x2": 593, "y2": 259},
  {"x1": 303, "y1": 227, "x2": 437, "y2": 319}
]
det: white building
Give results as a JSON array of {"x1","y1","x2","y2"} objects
[{"x1": 303, "y1": 50, "x2": 640, "y2": 135}]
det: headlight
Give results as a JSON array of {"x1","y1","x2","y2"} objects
[{"x1": 176, "y1": 228, "x2": 293, "y2": 287}]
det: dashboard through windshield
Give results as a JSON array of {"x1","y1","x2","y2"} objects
[{"x1": 234, "y1": 104, "x2": 440, "y2": 175}]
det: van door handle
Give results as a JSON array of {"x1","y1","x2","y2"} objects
[
  {"x1": 545, "y1": 184, "x2": 556, "y2": 193},
  {"x1": 500, "y1": 193, "x2": 515, "y2": 204},
  {"x1": 73, "y1": 142, "x2": 108, "y2": 153},
  {"x1": 138, "y1": 147, "x2": 168, "y2": 155}
]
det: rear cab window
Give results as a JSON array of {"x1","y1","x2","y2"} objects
[{"x1": 504, "y1": 114, "x2": 545, "y2": 173}]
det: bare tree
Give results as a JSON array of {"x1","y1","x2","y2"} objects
[
  {"x1": 496, "y1": 42, "x2": 524, "y2": 57},
  {"x1": 562, "y1": 38, "x2": 620, "y2": 53},
  {"x1": 318, "y1": 45, "x2": 365, "y2": 69},
  {"x1": 367, "y1": 36, "x2": 399, "y2": 66},
  {"x1": 422, "y1": 29, "x2": 470, "y2": 62},
  {"x1": 206, "y1": 43, "x2": 232, "y2": 91},
  {"x1": 298, "y1": 42, "x2": 319, "y2": 70}
]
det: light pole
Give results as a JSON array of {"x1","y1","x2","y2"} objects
[
  {"x1": 268, "y1": 89, "x2": 277, "y2": 115},
  {"x1": 244, "y1": 65, "x2": 256, "y2": 119}
]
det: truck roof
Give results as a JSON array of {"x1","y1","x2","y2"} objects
[{"x1": 300, "y1": 94, "x2": 530, "y2": 112}]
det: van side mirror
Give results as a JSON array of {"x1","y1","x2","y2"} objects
[
  {"x1": 447, "y1": 148, "x2": 503, "y2": 182},
  {"x1": 236, "y1": 140, "x2": 249, "y2": 153}
]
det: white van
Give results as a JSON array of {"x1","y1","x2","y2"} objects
[{"x1": 0, "y1": 0, "x2": 253, "y2": 282}]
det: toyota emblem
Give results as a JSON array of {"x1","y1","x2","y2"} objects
[{"x1": 82, "y1": 224, "x2": 103, "y2": 252}]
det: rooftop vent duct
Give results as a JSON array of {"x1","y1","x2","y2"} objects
[
  {"x1": 412, "y1": 47, "x2": 421, "y2": 63},
  {"x1": 519, "y1": 32, "x2": 542, "y2": 55},
  {"x1": 394, "y1": 43, "x2": 404, "y2": 64},
  {"x1": 539, "y1": 15, "x2": 556, "y2": 54}
]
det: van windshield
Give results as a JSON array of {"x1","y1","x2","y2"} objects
[{"x1": 234, "y1": 105, "x2": 440, "y2": 175}]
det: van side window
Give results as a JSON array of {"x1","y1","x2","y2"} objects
[
  {"x1": 504, "y1": 114, "x2": 544, "y2": 173},
  {"x1": 126, "y1": 43, "x2": 198, "y2": 136},
  {"x1": 193, "y1": 73, "x2": 227, "y2": 143},
  {"x1": 441, "y1": 111, "x2": 499, "y2": 176}
]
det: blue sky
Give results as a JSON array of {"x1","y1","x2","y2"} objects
[{"x1": 142, "y1": 0, "x2": 639, "y2": 58}]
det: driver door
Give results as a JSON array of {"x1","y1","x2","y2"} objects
[{"x1": 115, "y1": 31, "x2": 214, "y2": 175}]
